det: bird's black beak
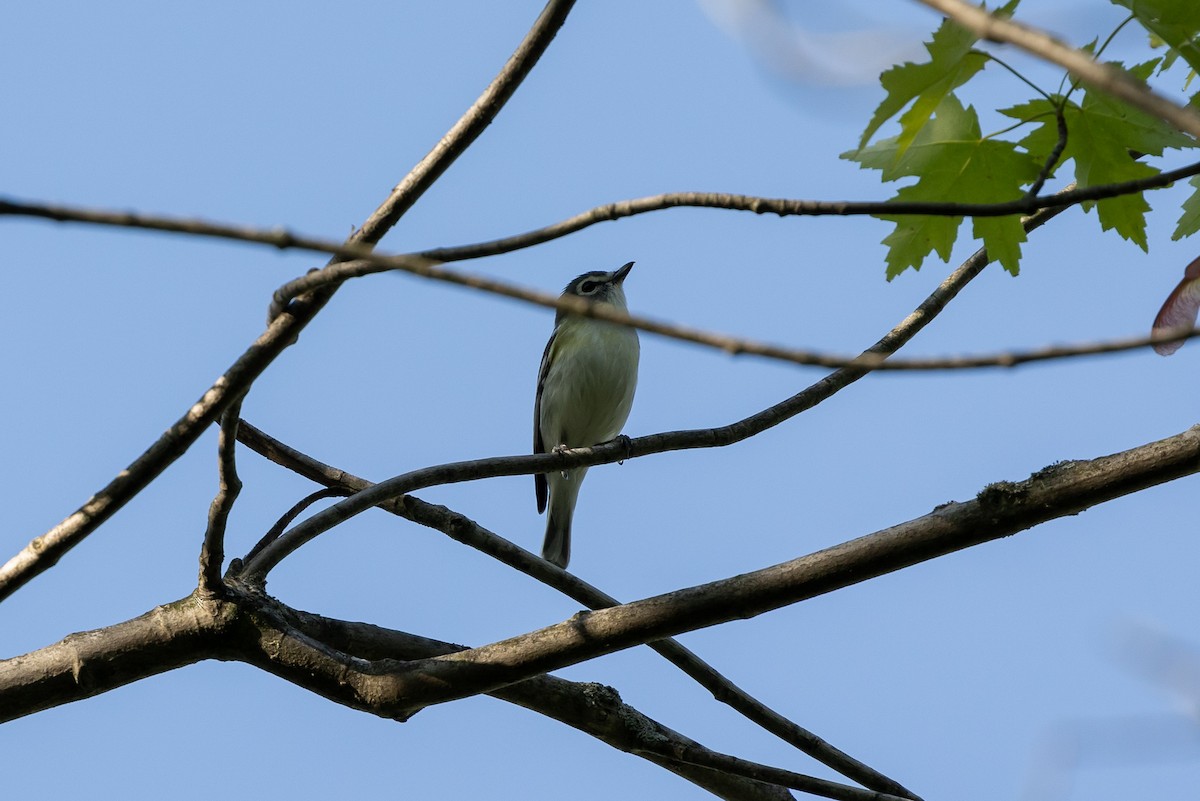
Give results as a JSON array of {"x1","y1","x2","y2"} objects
[{"x1": 613, "y1": 261, "x2": 634, "y2": 284}]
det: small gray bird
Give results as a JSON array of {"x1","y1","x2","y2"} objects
[{"x1": 534, "y1": 262, "x2": 640, "y2": 568}]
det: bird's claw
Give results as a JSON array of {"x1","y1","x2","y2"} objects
[
  {"x1": 609, "y1": 434, "x2": 633, "y2": 465},
  {"x1": 552, "y1": 444, "x2": 571, "y2": 479}
]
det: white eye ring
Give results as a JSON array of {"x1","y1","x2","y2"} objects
[{"x1": 579, "y1": 280, "x2": 600, "y2": 294}]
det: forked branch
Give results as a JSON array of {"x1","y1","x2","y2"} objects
[{"x1": 199, "y1": 400, "x2": 244, "y2": 594}]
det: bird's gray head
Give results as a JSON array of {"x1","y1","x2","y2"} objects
[{"x1": 561, "y1": 261, "x2": 634, "y2": 311}]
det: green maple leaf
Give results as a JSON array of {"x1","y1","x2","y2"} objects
[
  {"x1": 855, "y1": 1, "x2": 1018, "y2": 156},
  {"x1": 1003, "y1": 62, "x2": 1192, "y2": 158},
  {"x1": 1001, "y1": 61, "x2": 1197, "y2": 249},
  {"x1": 1173, "y1": 174, "x2": 1200, "y2": 239},
  {"x1": 999, "y1": 96, "x2": 1067, "y2": 171},
  {"x1": 1078, "y1": 60, "x2": 1194, "y2": 155},
  {"x1": 1112, "y1": 0, "x2": 1200, "y2": 74},
  {"x1": 1070, "y1": 92, "x2": 1159, "y2": 248},
  {"x1": 845, "y1": 93, "x2": 1042, "y2": 278},
  {"x1": 876, "y1": 186, "x2": 962, "y2": 277}
]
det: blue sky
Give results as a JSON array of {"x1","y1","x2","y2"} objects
[{"x1": 3, "y1": 2, "x2": 1199, "y2": 799}]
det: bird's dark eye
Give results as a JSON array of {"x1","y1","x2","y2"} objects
[{"x1": 579, "y1": 280, "x2": 600, "y2": 294}]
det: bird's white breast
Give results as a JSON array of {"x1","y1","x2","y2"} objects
[{"x1": 540, "y1": 318, "x2": 639, "y2": 449}]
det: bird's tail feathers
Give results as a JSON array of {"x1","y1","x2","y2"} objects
[
  {"x1": 541, "y1": 469, "x2": 584, "y2": 568},
  {"x1": 542, "y1": 513, "x2": 571, "y2": 569}
]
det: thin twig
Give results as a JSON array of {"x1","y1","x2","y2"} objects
[
  {"x1": 199, "y1": 399, "x2": 244, "y2": 594},
  {"x1": 915, "y1": 0, "x2": 1200, "y2": 139},
  {"x1": 1026, "y1": 104, "x2": 1068, "y2": 198},
  {"x1": 235, "y1": 420, "x2": 919, "y2": 799},
  {"x1": 5, "y1": 160, "x2": 1197, "y2": 268},
  {"x1": 268, "y1": 162, "x2": 1200, "y2": 315},
  {"x1": 0, "y1": 0, "x2": 576, "y2": 604},
  {"x1": 416, "y1": 179, "x2": 1169, "y2": 259},
  {"x1": 4, "y1": 161, "x2": 1196, "y2": 373},
  {"x1": 1062, "y1": 13, "x2": 1138, "y2": 98},
  {"x1": 8, "y1": 183, "x2": 1193, "y2": 366},
  {"x1": 650, "y1": 745, "x2": 912, "y2": 801},
  {"x1": 257, "y1": 256, "x2": 1200, "y2": 372},
  {"x1": 239, "y1": 487, "x2": 351, "y2": 570},
  {"x1": 858, "y1": 326, "x2": 1200, "y2": 369},
  {"x1": 982, "y1": 53, "x2": 1053, "y2": 102},
  {"x1": 277, "y1": 259, "x2": 1200, "y2": 369}
]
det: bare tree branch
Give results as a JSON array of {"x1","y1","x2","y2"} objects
[
  {"x1": 0, "y1": 594, "x2": 238, "y2": 722},
  {"x1": 270, "y1": 424, "x2": 1200, "y2": 719},
  {"x1": 648, "y1": 746, "x2": 909, "y2": 801},
  {"x1": 413, "y1": 164, "x2": 1200, "y2": 263},
  {"x1": 255, "y1": 592, "x2": 907, "y2": 801},
  {"x1": 235, "y1": 421, "x2": 919, "y2": 800},
  {"x1": 0, "y1": 588, "x2": 786, "y2": 801},
  {"x1": 281, "y1": 607, "x2": 795, "y2": 801},
  {"x1": 0, "y1": 0, "x2": 576, "y2": 604},
  {"x1": 199, "y1": 400, "x2": 243, "y2": 594},
  {"x1": 914, "y1": 0, "x2": 1200, "y2": 139},
  {"x1": 855, "y1": 326, "x2": 1200, "y2": 369},
  {"x1": 9, "y1": 167, "x2": 1193, "y2": 372},
  {"x1": 238, "y1": 487, "x2": 351, "y2": 570},
  {"x1": 1025, "y1": 103, "x2": 1068, "y2": 199},
  {"x1": 263, "y1": 255, "x2": 1200, "y2": 371},
  {"x1": 233, "y1": 590, "x2": 797, "y2": 800},
  {"x1": 5, "y1": 159, "x2": 1197, "y2": 268}
]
